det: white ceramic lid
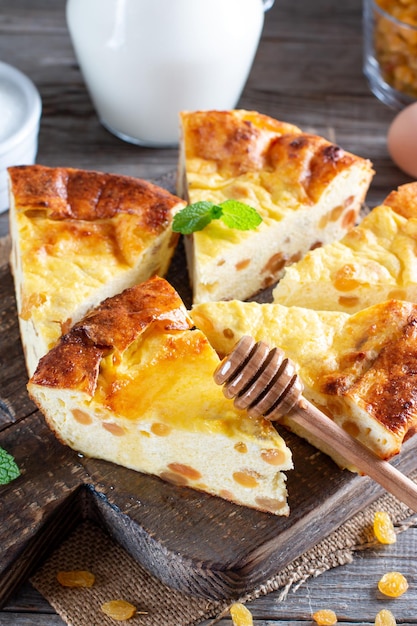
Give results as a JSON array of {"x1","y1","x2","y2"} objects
[{"x1": 0, "y1": 61, "x2": 42, "y2": 156}]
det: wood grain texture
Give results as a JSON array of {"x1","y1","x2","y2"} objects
[{"x1": 221, "y1": 527, "x2": 417, "y2": 624}]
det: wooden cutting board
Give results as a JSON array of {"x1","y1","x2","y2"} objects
[{"x1": 1, "y1": 177, "x2": 417, "y2": 607}]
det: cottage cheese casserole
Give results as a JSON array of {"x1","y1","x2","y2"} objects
[
  {"x1": 8, "y1": 164, "x2": 185, "y2": 375},
  {"x1": 28, "y1": 277, "x2": 293, "y2": 515},
  {"x1": 191, "y1": 298, "x2": 417, "y2": 468},
  {"x1": 178, "y1": 109, "x2": 374, "y2": 303},
  {"x1": 273, "y1": 182, "x2": 417, "y2": 312}
]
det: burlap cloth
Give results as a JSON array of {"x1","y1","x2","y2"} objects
[{"x1": 30, "y1": 470, "x2": 417, "y2": 626}]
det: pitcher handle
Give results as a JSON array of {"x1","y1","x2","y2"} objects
[{"x1": 262, "y1": 0, "x2": 275, "y2": 11}]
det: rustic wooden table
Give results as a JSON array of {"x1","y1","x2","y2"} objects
[{"x1": 1, "y1": 0, "x2": 417, "y2": 624}]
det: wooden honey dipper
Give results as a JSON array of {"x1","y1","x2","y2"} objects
[{"x1": 214, "y1": 335, "x2": 417, "y2": 512}]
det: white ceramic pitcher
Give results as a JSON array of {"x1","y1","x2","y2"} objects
[{"x1": 66, "y1": 0, "x2": 275, "y2": 147}]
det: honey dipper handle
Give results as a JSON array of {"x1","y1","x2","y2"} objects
[{"x1": 291, "y1": 398, "x2": 417, "y2": 512}]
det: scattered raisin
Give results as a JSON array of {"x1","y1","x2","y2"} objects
[
  {"x1": 378, "y1": 571, "x2": 409, "y2": 598},
  {"x1": 230, "y1": 602, "x2": 254, "y2": 626},
  {"x1": 312, "y1": 609, "x2": 337, "y2": 625},
  {"x1": 373, "y1": 511, "x2": 397, "y2": 544},
  {"x1": 101, "y1": 599, "x2": 137, "y2": 621},
  {"x1": 375, "y1": 609, "x2": 397, "y2": 626},
  {"x1": 56, "y1": 570, "x2": 95, "y2": 588}
]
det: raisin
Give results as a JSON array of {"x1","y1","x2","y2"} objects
[
  {"x1": 373, "y1": 511, "x2": 397, "y2": 544},
  {"x1": 101, "y1": 600, "x2": 137, "y2": 621},
  {"x1": 375, "y1": 609, "x2": 397, "y2": 626},
  {"x1": 377, "y1": 571, "x2": 409, "y2": 597},
  {"x1": 230, "y1": 602, "x2": 254, "y2": 626},
  {"x1": 56, "y1": 570, "x2": 95, "y2": 588},
  {"x1": 312, "y1": 609, "x2": 338, "y2": 625}
]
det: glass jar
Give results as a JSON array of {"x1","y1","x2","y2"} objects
[{"x1": 363, "y1": 0, "x2": 417, "y2": 108}]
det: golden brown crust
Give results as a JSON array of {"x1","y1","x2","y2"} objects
[
  {"x1": 180, "y1": 110, "x2": 373, "y2": 202},
  {"x1": 29, "y1": 276, "x2": 192, "y2": 395},
  {"x1": 267, "y1": 135, "x2": 363, "y2": 205},
  {"x1": 180, "y1": 109, "x2": 301, "y2": 177},
  {"x1": 383, "y1": 181, "x2": 417, "y2": 219},
  {"x1": 319, "y1": 299, "x2": 417, "y2": 447},
  {"x1": 29, "y1": 338, "x2": 104, "y2": 396},
  {"x1": 8, "y1": 164, "x2": 182, "y2": 232},
  {"x1": 78, "y1": 275, "x2": 192, "y2": 350},
  {"x1": 361, "y1": 315, "x2": 417, "y2": 437}
]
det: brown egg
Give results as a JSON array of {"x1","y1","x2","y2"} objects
[{"x1": 387, "y1": 102, "x2": 417, "y2": 179}]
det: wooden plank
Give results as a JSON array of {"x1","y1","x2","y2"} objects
[
  {"x1": 2, "y1": 581, "x2": 56, "y2": 614},
  {"x1": 0, "y1": 259, "x2": 35, "y2": 428},
  {"x1": 0, "y1": 414, "x2": 86, "y2": 605},
  {"x1": 0, "y1": 617, "x2": 65, "y2": 626},
  {"x1": 238, "y1": 526, "x2": 417, "y2": 624}
]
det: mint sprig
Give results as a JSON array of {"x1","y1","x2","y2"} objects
[
  {"x1": 172, "y1": 199, "x2": 262, "y2": 235},
  {"x1": 0, "y1": 446, "x2": 20, "y2": 485}
]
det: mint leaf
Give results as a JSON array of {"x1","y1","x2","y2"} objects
[
  {"x1": 0, "y1": 446, "x2": 20, "y2": 485},
  {"x1": 172, "y1": 200, "x2": 262, "y2": 234},
  {"x1": 172, "y1": 201, "x2": 217, "y2": 234},
  {"x1": 219, "y1": 199, "x2": 263, "y2": 230}
]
